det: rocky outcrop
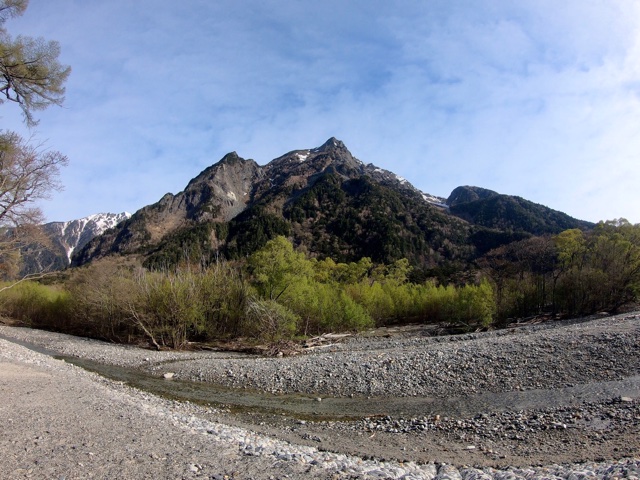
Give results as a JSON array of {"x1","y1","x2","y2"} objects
[{"x1": 447, "y1": 186, "x2": 499, "y2": 207}]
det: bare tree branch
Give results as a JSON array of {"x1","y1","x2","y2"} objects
[{"x1": 0, "y1": 131, "x2": 67, "y2": 280}]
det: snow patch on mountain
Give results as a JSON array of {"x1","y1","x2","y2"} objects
[
  {"x1": 421, "y1": 192, "x2": 448, "y2": 208},
  {"x1": 47, "y1": 212, "x2": 132, "y2": 262},
  {"x1": 295, "y1": 152, "x2": 310, "y2": 162}
]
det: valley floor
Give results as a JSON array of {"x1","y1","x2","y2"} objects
[{"x1": 0, "y1": 313, "x2": 639, "y2": 479}]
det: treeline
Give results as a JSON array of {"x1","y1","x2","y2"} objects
[
  {"x1": 482, "y1": 219, "x2": 640, "y2": 322},
  {"x1": 0, "y1": 237, "x2": 494, "y2": 348},
  {"x1": 1, "y1": 220, "x2": 638, "y2": 349}
]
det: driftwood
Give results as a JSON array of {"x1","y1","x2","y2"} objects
[{"x1": 302, "y1": 332, "x2": 352, "y2": 350}]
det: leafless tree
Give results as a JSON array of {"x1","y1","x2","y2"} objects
[
  {"x1": 0, "y1": 131, "x2": 67, "y2": 283},
  {"x1": 0, "y1": 0, "x2": 70, "y2": 284}
]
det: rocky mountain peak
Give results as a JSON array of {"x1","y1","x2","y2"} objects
[
  {"x1": 316, "y1": 136, "x2": 346, "y2": 152},
  {"x1": 187, "y1": 152, "x2": 256, "y2": 186},
  {"x1": 173, "y1": 153, "x2": 262, "y2": 224},
  {"x1": 71, "y1": 137, "x2": 594, "y2": 270},
  {"x1": 264, "y1": 137, "x2": 364, "y2": 184}
]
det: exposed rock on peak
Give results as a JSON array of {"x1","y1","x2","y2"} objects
[
  {"x1": 267, "y1": 137, "x2": 361, "y2": 171},
  {"x1": 318, "y1": 136, "x2": 342, "y2": 149},
  {"x1": 184, "y1": 154, "x2": 261, "y2": 222}
]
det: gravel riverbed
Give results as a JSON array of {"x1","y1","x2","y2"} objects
[{"x1": 1, "y1": 312, "x2": 639, "y2": 478}]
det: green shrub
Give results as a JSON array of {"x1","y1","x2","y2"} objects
[
  {"x1": 0, "y1": 281, "x2": 72, "y2": 330},
  {"x1": 198, "y1": 261, "x2": 251, "y2": 339},
  {"x1": 243, "y1": 297, "x2": 299, "y2": 341},
  {"x1": 345, "y1": 281, "x2": 395, "y2": 325},
  {"x1": 279, "y1": 278, "x2": 373, "y2": 335},
  {"x1": 131, "y1": 268, "x2": 206, "y2": 349},
  {"x1": 451, "y1": 280, "x2": 496, "y2": 328}
]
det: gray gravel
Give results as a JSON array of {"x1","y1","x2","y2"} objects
[
  {"x1": 3, "y1": 313, "x2": 638, "y2": 399},
  {"x1": 164, "y1": 319, "x2": 639, "y2": 399},
  {"x1": 1, "y1": 312, "x2": 639, "y2": 478}
]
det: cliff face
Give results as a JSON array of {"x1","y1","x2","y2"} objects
[{"x1": 72, "y1": 154, "x2": 262, "y2": 266}]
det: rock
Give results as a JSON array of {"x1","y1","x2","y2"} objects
[{"x1": 163, "y1": 372, "x2": 175, "y2": 379}]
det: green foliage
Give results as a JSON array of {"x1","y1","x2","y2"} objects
[
  {"x1": 284, "y1": 173, "x2": 473, "y2": 266},
  {"x1": 0, "y1": 0, "x2": 71, "y2": 126},
  {"x1": 280, "y1": 277, "x2": 373, "y2": 335},
  {"x1": 66, "y1": 258, "x2": 252, "y2": 348},
  {"x1": 553, "y1": 221, "x2": 640, "y2": 315},
  {"x1": 450, "y1": 192, "x2": 593, "y2": 235},
  {"x1": 24, "y1": 216, "x2": 640, "y2": 346},
  {"x1": 248, "y1": 236, "x2": 312, "y2": 300},
  {"x1": 129, "y1": 261, "x2": 255, "y2": 349},
  {"x1": 248, "y1": 236, "x2": 373, "y2": 334},
  {"x1": 554, "y1": 229, "x2": 586, "y2": 271},
  {"x1": 0, "y1": 281, "x2": 71, "y2": 330},
  {"x1": 312, "y1": 256, "x2": 373, "y2": 284},
  {"x1": 346, "y1": 279, "x2": 495, "y2": 329},
  {"x1": 450, "y1": 280, "x2": 495, "y2": 328},
  {"x1": 132, "y1": 269, "x2": 206, "y2": 349},
  {"x1": 480, "y1": 236, "x2": 557, "y2": 322},
  {"x1": 0, "y1": 238, "x2": 501, "y2": 347},
  {"x1": 197, "y1": 261, "x2": 250, "y2": 339},
  {"x1": 482, "y1": 221, "x2": 640, "y2": 322},
  {"x1": 345, "y1": 281, "x2": 397, "y2": 324}
]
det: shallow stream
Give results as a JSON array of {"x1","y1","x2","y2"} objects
[{"x1": 3, "y1": 332, "x2": 639, "y2": 420}]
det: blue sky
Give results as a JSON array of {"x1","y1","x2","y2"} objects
[{"x1": 3, "y1": 0, "x2": 640, "y2": 223}]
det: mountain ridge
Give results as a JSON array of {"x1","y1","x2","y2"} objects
[
  {"x1": 71, "y1": 138, "x2": 592, "y2": 271},
  {"x1": 20, "y1": 212, "x2": 131, "y2": 274}
]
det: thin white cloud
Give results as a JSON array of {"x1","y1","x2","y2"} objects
[{"x1": 2, "y1": 0, "x2": 639, "y2": 223}]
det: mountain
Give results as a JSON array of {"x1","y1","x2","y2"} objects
[
  {"x1": 21, "y1": 212, "x2": 131, "y2": 274},
  {"x1": 72, "y1": 138, "x2": 592, "y2": 273},
  {"x1": 446, "y1": 186, "x2": 594, "y2": 235}
]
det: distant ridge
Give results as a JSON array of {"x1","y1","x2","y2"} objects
[
  {"x1": 20, "y1": 212, "x2": 131, "y2": 274},
  {"x1": 447, "y1": 186, "x2": 593, "y2": 235}
]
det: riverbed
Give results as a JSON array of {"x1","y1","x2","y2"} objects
[{"x1": 0, "y1": 312, "x2": 639, "y2": 478}]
